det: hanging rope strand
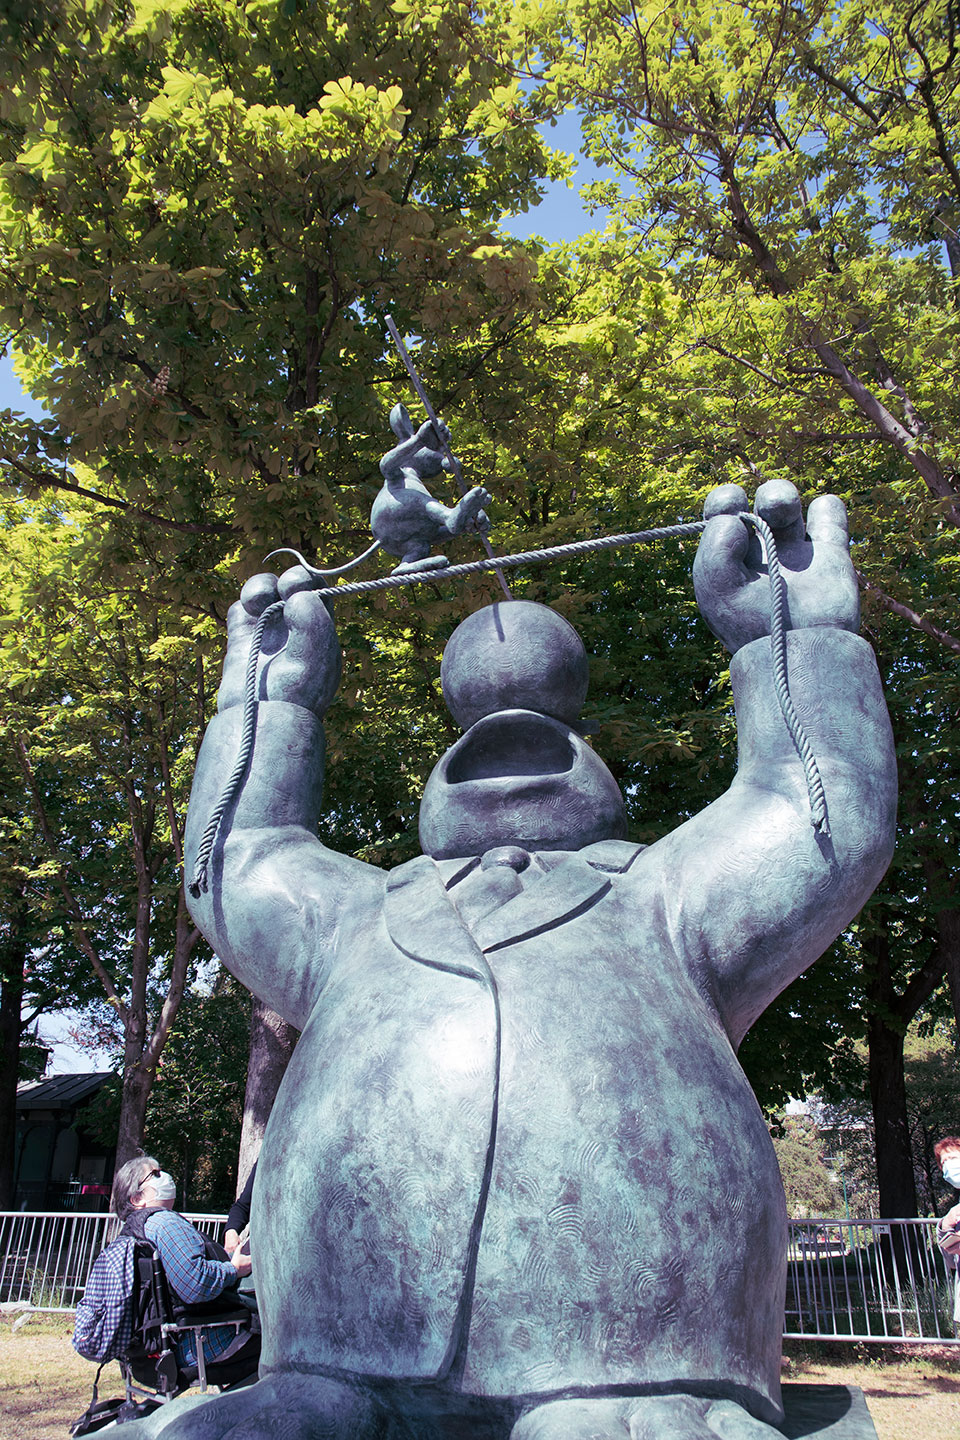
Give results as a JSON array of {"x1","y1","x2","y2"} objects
[
  {"x1": 743, "y1": 513, "x2": 829, "y2": 835},
  {"x1": 188, "y1": 600, "x2": 284, "y2": 898},
  {"x1": 188, "y1": 516, "x2": 830, "y2": 898}
]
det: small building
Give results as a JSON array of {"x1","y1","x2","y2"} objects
[{"x1": 13, "y1": 1073, "x2": 116, "y2": 1211}]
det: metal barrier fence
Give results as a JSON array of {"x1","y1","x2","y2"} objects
[
  {"x1": 1, "y1": 1212, "x2": 956, "y2": 1343},
  {"x1": 0, "y1": 1210, "x2": 226, "y2": 1312},
  {"x1": 786, "y1": 1218, "x2": 957, "y2": 1343}
]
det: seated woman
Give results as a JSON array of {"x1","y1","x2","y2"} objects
[
  {"x1": 111, "y1": 1156, "x2": 259, "y2": 1374},
  {"x1": 935, "y1": 1136, "x2": 960, "y2": 1331}
]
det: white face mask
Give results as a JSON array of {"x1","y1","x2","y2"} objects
[
  {"x1": 144, "y1": 1169, "x2": 177, "y2": 1204},
  {"x1": 943, "y1": 1158, "x2": 960, "y2": 1190}
]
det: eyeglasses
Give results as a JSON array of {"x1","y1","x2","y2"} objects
[{"x1": 140, "y1": 1168, "x2": 161, "y2": 1185}]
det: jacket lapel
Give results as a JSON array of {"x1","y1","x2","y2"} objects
[
  {"x1": 385, "y1": 855, "x2": 490, "y2": 982},
  {"x1": 472, "y1": 840, "x2": 646, "y2": 952},
  {"x1": 473, "y1": 853, "x2": 612, "y2": 954},
  {"x1": 385, "y1": 842, "x2": 648, "y2": 971}
]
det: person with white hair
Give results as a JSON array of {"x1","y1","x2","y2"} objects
[{"x1": 111, "y1": 1156, "x2": 257, "y2": 1371}]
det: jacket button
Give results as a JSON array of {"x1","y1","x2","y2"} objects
[{"x1": 480, "y1": 846, "x2": 531, "y2": 873}]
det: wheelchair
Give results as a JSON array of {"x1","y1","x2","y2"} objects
[{"x1": 121, "y1": 1240, "x2": 260, "y2": 1409}]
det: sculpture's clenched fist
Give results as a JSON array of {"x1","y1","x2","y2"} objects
[
  {"x1": 216, "y1": 566, "x2": 341, "y2": 718},
  {"x1": 693, "y1": 479, "x2": 860, "y2": 653}
]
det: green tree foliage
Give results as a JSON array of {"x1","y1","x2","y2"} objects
[
  {"x1": 903, "y1": 1024, "x2": 960, "y2": 1215},
  {"x1": 0, "y1": 494, "x2": 218, "y2": 1166},
  {"x1": 805, "y1": 1105, "x2": 880, "y2": 1218},
  {"x1": 771, "y1": 1115, "x2": 845, "y2": 1219},
  {"x1": 0, "y1": 760, "x2": 66, "y2": 1202},
  {"x1": 0, "y1": 569, "x2": 121, "y2": 1201},
  {"x1": 0, "y1": 0, "x2": 563, "y2": 588},
  {"x1": 82, "y1": 971, "x2": 252, "y2": 1211},
  {"x1": 804, "y1": 1022, "x2": 960, "y2": 1217},
  {"x1": 146, "y1": 973, "x2": 252, "y2": 1212},
  {"x1": 486, "y1": 0, "x2": 960, "y2": 1216},
  {"x1": 499, "y1": 0, "x2": 960, "y2": 544}
]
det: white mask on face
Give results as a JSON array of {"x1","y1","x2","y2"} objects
[
  {"x1": 145, "y1": 1170, "x2": 177, "y2": 1204},
  {"x1": 942, "y1": 1158, "x2": 960, "y2": 1190}
]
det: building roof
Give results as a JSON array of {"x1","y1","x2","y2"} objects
[{"x1": 16, "y1": 1073, "x2": 113, "y2": 1111}]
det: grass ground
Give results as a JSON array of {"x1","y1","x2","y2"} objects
[
  {"x1": 0, "y1": 1312, "x2": 124, "y2": 1440},
  {"x1": 1, "y1": 1315, "x2": 958, "y2": 1439}
]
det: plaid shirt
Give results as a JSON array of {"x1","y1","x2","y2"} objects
[
  {"x1": 143, "y1": 1210, "x2": 241, "y2": 1367},
  {"x1": 72, "y1": 1234, "x2": 137, "y2": 1361}
]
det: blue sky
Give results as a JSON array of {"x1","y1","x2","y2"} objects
[
  {"x1": 0, "y1": 350, "x2": 47, "y2": 416},
  {"x1": 501, "y1": 111, "x2": 611, "y2": 241}
]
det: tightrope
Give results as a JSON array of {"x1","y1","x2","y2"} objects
[
  {"x1": 269, "y1": 521, "x2": 709, "y2": 601},
  {"x1": 188, "y1": 516, "x2": 828, "y2": 897}
]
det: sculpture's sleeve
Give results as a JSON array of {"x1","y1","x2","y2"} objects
[
  {"x1": 183, "y1": 700, "x2": 384, "y2": 1029},
  {"x1": 645, "y1": 627, "x2": 897, "y2": 1047}
]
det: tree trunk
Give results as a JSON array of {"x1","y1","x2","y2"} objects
[
  {"x1": 862, "y1": 917, "x2": 919, "y2": 1224},
  {"x1": 114, "y1": 1060, "x2": 154, "y2": 1171},
  {"x1": 236, "y1": 998, "x2": 298, "y2": 1193},
  {"x1": 0, "y1": 896, "x2": 27, "y2": 1209},
  {"x1": 866, "y1": 1009, "x2": 918, "y2": 1218}
]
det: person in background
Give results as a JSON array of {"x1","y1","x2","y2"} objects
[
  {"x1": 111, "y1": 1156, "x2": 259, "y2": 1371},
  {"x1": 224, "y1": 1161, "x2": 256, "y2": 1255},
  {"x1": 934, "y1": 1136, "x2": 960, "y2": 1329}
]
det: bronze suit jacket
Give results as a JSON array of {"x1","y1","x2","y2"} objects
[{"x1": 252, "y1": 840, "x2": 785, "y2": 1423}]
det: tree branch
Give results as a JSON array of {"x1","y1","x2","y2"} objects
[
  {"x1": 800, "y1": 54, "x2": 882, "y2": 124},
  {"x1": 858, "y1": 574, "x2": 960, "y2": 655},
  {"x1": 694, "y1": 338, "x2": 816, "y2": 394},
  {"x1": 708, "y1": 141, "x2": 960, "y2": 520},
  {"x1": 1, "y1": 454, "x2": 235, "y2": 535},
  {"x1": 116, "y1": 352, "x2": 213, "y2": 424},
  {"x1": 140, "y1": 912, "x2": 200, "y2": 1077},
  {"x1": 904, "y1": 7, "x2": 960, "y2": 205},
  {"x1": 896, "y1": 946, "x2": 947, "y2": 1027}
]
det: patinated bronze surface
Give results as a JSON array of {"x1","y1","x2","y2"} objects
[{"x1": 159, "y1": 481, "x2": 896, "y2": 1439}]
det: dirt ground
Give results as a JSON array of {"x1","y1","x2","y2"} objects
[
  {"x1": 1, "y1": 1315, "x2": 958, "y2": 1439},
  {"x1": 0, "y1": 1312, "x2": 124, "y2": 1440},
  {"x1": 781, "y1": 1339, "x2": 960, "y2": 1440}
]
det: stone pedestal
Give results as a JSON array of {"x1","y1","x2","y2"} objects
[{"x1": 782, "y1": 1384, "x2": 878, "y2": 1439}]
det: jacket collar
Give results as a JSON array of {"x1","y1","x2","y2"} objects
[
  {"x1": 385, "y1": 855, "x2": 490, "y2": 982},
  {"x1": 385, "y1": 841, "x2": 645, "y2": 977}
]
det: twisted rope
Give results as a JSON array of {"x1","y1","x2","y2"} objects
[
  {"x1": 265, "y1": 521, "x2": 710, "y2": 602},
  {"x1": 743, "y1": 513, "x2": 828, "y2": 835},
  {"x1": 188, "y1": 599, "x2": 284, "y2": 898},
  {"x1": 188, "y1": 515, "x2": 828, "y2": 897}
]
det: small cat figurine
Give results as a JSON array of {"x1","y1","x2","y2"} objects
[{"x1": 372, "y1": 403, "x2": 490, "y2": 573}]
